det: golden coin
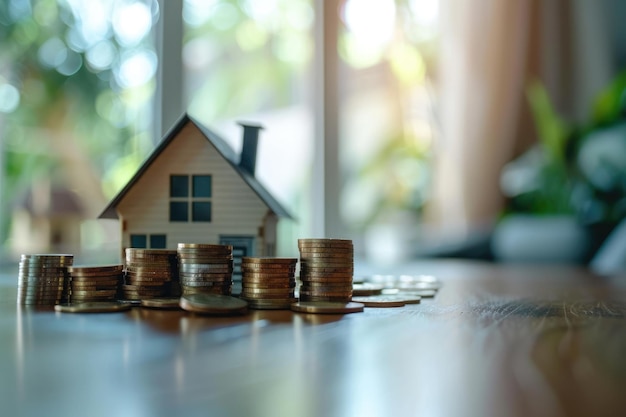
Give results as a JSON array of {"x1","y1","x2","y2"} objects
[
  {"x1": 298, "y1": 251, "x2": 353, "y2": 259},
  {"x1": 242, "y1": 282, "x2": 295, "y2": 290},
  {"x1": 179, "y1": 293, "x2": 247, "y2": 315},
  {"x1": 241, "y1": 263, "x2": 296, "y2": 270},
  {"x1": 140, "y1": 298, "x2": 182, "y2": 309},
  {"x1": 300, "y1": 274, "x2": 353, "y2": 281},
  {"x1": 297, "y1": 238, "x2": 352, "y2": 246},
  {"x1": 290, "y1": 301, "x2": 363, "y2": 314},
  {"x1": 181, "y1": 287, "x2": 231, "y2": 296},
  {"x1": 300, "y1": 265, "x2": 354, "y2": 272},
  {"x1": 300, "y1": 259, "x2": 351, "y2": 266},
  {"x1": 242, "y1": 298, "x2": 297, "y2": 310},
  {"x1": 177, "y1": 243, "x2": 232, "y2": 250},
  {"x1": 55, "y1": 302, "x2": 130, "y2": 313},
  {"x1": 299, "y1": 294, "x2": 352, "y2": 303},
  {"x1": 181, "y1": 282, "x2": 232, "y2": 289},
  {"x1": 240, "y1": 287, "x2": 295, "y2": 295},
  {"x1": 69, "y1": 274, "x2": 123, "y2": 281},
  {"x1": 242, "y1": 272, "x2": 295, "y2": 279},
  {"x1": 178, "y1": 256, "x2": 233, "y2": 263},
  {"x1": 70, "y1": 278, "x2": 120, "y2": 285},
  {"x1": 68, "y1": 265, "x2": 123, "y2": 273},
  {"x1": 242, "y1": 257, "x2": 297, "y2": 264},
  {"x1": 70, "y1": 289, "x2": 117, "y2": 297},
  {"x1": 180, "y1": 274, "x2": 232, "y2": 281},
  {"x1": 241, "y1": 291, "x2": 295, "y2": 300}
]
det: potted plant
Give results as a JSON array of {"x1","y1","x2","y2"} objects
[{"x1": 492, "y1": 73, "x2": 626, "y2": 263}]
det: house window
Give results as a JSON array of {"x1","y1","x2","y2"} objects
[
  {"x1": 130, "y1": 234, "x2": 166, "y2": 249},
  {"x1": 130, "y1": 234, "x2": 147, "y2": 248},
  {"x1": 169, "y1": 175, "x2": 212, "y2": 222}
]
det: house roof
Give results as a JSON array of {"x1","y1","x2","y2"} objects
[{"x1": 99, "y1": 113, "x2": 293, "y2": 220}]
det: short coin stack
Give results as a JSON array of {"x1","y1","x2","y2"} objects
[
  {"x1": 298, "y1": 239, "x2": 354, "y2": 302},
  {"x1": 17, "y1": 254, "x2": 73, "y2": 306},
  {"x1": 123, "y1": 249, "x2": 179, "y2": 300},
  {"x1": 67, "y1": 265, "x2": 124, "y2": 303},
  {"x1": 177, "y1": 243, "x2": 233, "y2": 296},
  {"x1": 240, "y1": 257, "x2": 297, "y2": 309}
]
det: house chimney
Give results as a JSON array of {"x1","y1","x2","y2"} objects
[{"x1": 238, "y1": 122, "x2": 263, "y2": 175}]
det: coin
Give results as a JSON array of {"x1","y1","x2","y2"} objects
[
  {"x1": 241, "y1": 263, "x2": 296, "y2": 270},
  {"x1": 68, "y1": 265, "x2": 123, "y2": 273},
  {"x1": 180, "y1": 281, "x2": 232, "y2": 288},
  {"x1": 290, "y1": 301, "x2": 363, "y2": 314},
  {"x1": 381, "y1": 288, "x2": 437, "y2": 298},
  {"x1": 179, "y1": 293, "x2": 248, "y2": 315},
  {"x1": 178, "y1": 243, "x2": 232, "y2": 250},
  {"x1": 55, "y1": 302, "x2": 131, "y2": 313},
  {"x1": 352, "y1": 283, "x2": 384, "y2": 296},
  {"x1": 241, "y1": 282, "x2": 295, "y2": 290},
  {"x1": 242, "y1": 257, "x2": 297, "y2": 264},
  {"x1": 297, "y1": 238, "x2": 352, "y2": 246},
  {"x1": 69, "y1": 274, "x2": 123, "y2": 281},
  {"x1": 182, "y1": 287, "x2": 231, "y2": 296},
  {"x1": 140, "y1": 298, "x2": 182, "y2": 309},
  {"x1": 242, "y1": 298, "x2": 298, "y2": 310},
  {"x1": 351, "y1": 295, "x2": 407, "y2": 307}
]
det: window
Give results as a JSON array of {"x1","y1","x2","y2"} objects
[
  {"x1": 169, "y1": 174, "x2": 212, "y2": 222},
  {"x1": 130, "y1": 234, "x2": 166, "y2": 248},
  {"x1": 150, "y1": 234, "x2": 167, "y2": 249},
  {"x1": 130, "y1": 234, "x2": 147, "y2": 248}
]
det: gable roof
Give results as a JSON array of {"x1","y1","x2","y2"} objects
[{"x1": 99, "y1": 113, "x2": 293, "y2": 220}]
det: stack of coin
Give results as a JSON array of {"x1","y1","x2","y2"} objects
[
  {"x1": 17, "y1": 254, "x2": 73, "y2": 306},
  {"x1": 177, "y1": 243, "x2": 233, "y2": 296},
  {"x1": 298, "y1": 239, "x2": 354, "y2": 302},
  {"x1": 240, "y1": 257, "x2": 297, "y2": 309},
  {"x1": 123, "y1": 249, "x2": 178, "y2": 300},
  {"x1": 67, "y1": 265, "x2": 124, "y2": 303}
]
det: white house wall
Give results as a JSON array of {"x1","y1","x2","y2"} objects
[{"x1": 116, "y1": 123, "x2": 270, "y2": 253}]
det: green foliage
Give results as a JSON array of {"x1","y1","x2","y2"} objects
[
  {"x1": 526, "y1": 80, "x2": 571, "y2": 167},
  {"x1": 507, "y1": 75, "x2": 626, "y2": 222},
  {"x1": 592, "y1": 70, "x2": 626, "y2": 125}
]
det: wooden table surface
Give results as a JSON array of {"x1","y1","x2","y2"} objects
[{"x1": 1, "y1": 259, "x2": 626, "y2": 417}]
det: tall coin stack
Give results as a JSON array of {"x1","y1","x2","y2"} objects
[
  {"x1": 298, "y1": 239, "x2": 354, "y2": 302},
  {"x1": 240, "y1": 257, "x2": 298, "y2": 309},
  {"x1": 123, "y1": 249, "x2": 178, "y2": 300},
  {"x1": 17, "y1": 254, "x2": 73, "y2": 306},
  {"x1": 66, "y1": 265, "x2": 124, "y2": 303},
  {"x1": 177, "y1": 243, "x2": 233, "y2": 296}
]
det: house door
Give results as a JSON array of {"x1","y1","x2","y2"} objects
[{"x1": 219, "y1": 235, "x2": 255, "y2": 283}]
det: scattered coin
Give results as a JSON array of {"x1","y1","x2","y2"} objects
[
  {"x1": 290, "y1": 301, "x2": 364, "y2": 314},
  {"x1": 179, "y1": 293, "x2": 248, "y2": 315},
  {"x1": 351, "y1": 295, "x2": 410, "y2": 307},
  {"x1": 352, "y1": 283, "x2": 384, "y2": 296},
  {"x1": 381, "y1": 288, "x2": 437, "y2": 298},
  {"x1": 54, "y1": 302, "x2": 131, "y2": 313},
  {"x1": 141, "y1": 298, "x2": 182, "y2": 309}
]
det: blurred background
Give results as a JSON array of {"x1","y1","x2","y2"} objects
[{"x1": 0, "y1": 0, "x2": 625, "y2": 269}]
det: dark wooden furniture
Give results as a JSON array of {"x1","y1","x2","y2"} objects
[{"x1": 2, "y1": 260, "x2": 625, "y2": 417}]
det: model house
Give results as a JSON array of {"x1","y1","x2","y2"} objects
[{"x1": 99, "y1": 113, "x2": 292, "y2": 268}]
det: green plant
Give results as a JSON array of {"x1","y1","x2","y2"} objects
[{"x1": 502, "y1": 72, "x2": 626, "y2": 227}]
